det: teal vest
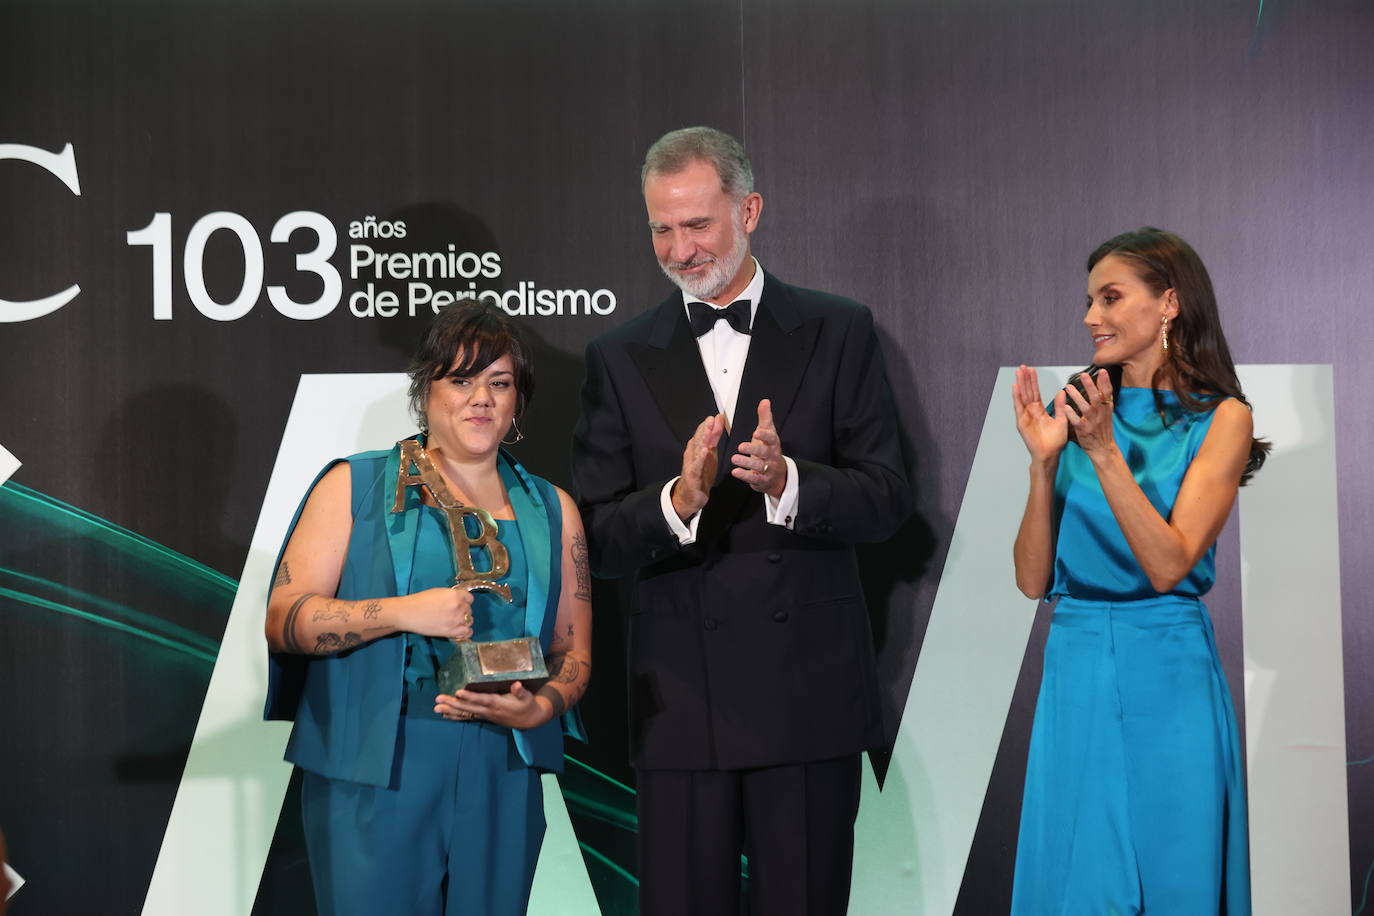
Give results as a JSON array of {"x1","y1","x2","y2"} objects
[{"x1": 265, "y1": 443, "x2": 586, "y2": 787}]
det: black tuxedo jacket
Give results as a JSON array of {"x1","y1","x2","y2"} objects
[{"x1": 572, "y1": 273, "x2": 910, "y2": 770}]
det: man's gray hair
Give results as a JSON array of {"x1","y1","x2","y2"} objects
[{"x1": 641, "y1": 126, "x2": 755, "y2": 200}]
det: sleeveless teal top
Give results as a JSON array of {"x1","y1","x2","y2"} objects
[
  {"x1": 266, "y1": 445, "x2": 585, "y2": 786},
  {"x1": 1050, "y1": 388, "x2": 1221, "y2": 600},
  {"x1": 404, "y1": 511, "x2": 528, "y2": 716}
]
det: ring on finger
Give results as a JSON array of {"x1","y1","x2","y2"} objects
[
  {"x1": 762, "y1": 461, "x2": 769, "y2": 473},
  {"x1": 463, "y1": 612, "x2": 473, "y2": 626}
]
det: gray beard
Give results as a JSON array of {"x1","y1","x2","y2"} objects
[{"x1": 659, "y1": 221, "x2": 749, "y2": 302}]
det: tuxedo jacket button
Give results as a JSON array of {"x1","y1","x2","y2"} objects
[
  {"x1": 766, "y1": 552, "x2": 782, "y2": 564},
  {"x1": 772, "y1": 609, "x2": 789, "y2": 622},
  {"x1": 703, "y1": 617, "x2": 719, "y2": 631}
]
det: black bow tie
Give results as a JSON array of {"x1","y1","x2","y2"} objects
[{"x1": 688, "y1": 299, "x2": 752, "y2": 337}]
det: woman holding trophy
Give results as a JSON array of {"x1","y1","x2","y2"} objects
[{"x1": 264, "y1": 302, "x2": 591, "y2": 916}]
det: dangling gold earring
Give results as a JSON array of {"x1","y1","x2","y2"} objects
[
  {"x1": 1161, "y1": 316, "x2": 1170, "y2": 352},
  {"x1": 502, "y1": 416, "x2": 525, "y2": 445}
]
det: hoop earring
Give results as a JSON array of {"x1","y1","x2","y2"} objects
[
  {"x1": 502, "y1": 416, "x2": 525, "y2": 446},
  {"x1": 1161, "y1": 316, "x2": 1170, "y2": 352}
]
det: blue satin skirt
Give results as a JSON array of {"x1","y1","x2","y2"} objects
[{"x1": 1012, "y1": 596, "x2": 1250, "y2": 916}]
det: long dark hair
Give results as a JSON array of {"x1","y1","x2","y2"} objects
[{"x1": 1083, "y1": 227, "x2": 1268, "y2": 483}]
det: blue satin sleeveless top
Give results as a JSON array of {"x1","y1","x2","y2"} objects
[{"x1": 1050, "y1": 388, "x2": 1221, "y2": 600}]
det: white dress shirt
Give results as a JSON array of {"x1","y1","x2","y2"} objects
[{"x1": 659, "y1": 259, "x2": 800, "y2": 544}]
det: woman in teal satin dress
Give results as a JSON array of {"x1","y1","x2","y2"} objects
[
  {"x1": 1010, "y1": 228, "x2": 1268, "y2": 915},
  {"x1": 264, "y1": 303, "x2": 592, "y2": 915}
]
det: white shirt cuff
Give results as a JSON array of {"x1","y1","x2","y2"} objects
[
  {"x1": 660, "y1": 477, "x2": 700, "y2": 545},
  {"x1": 764, "y1": 456, "x2": 799, "y2": 529}
]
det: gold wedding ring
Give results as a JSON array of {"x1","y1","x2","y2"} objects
[
  {"x1": 762, "y1": 462, "x2": 769, "y2": 473},
  {"x1": 463, "y1": 612, "x2": 474, "y2": 626}
]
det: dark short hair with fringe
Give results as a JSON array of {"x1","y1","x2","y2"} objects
[{"x1": 406, "y1": 302, "x2": 534, "y2": 424}]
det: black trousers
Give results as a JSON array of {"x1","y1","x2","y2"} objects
[{"x1": 636, "y1": 754, "x2": 863, "y2": 916}]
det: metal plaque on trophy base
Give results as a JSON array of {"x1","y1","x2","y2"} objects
[{"x1": 438, "y1": 636, "x2": 549, "y2": 695}]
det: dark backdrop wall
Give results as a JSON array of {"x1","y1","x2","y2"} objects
[{"x1": 1, "y1": 0, "x2": 1369, "y2": 913}]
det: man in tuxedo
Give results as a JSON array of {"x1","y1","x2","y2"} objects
[{"x1": 571, "y1": 126, "x2": 910, "y2": 915}]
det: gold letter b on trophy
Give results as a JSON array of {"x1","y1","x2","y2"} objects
[{"x1": 394, "y1": 439, "x2": 513, "y2": 602}]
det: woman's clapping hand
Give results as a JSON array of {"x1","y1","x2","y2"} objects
[{"x1": 1013, "y1": 365, "x2": 1069, "y2": 462}]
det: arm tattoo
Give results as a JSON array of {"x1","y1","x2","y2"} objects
[
  {"x1": 362, "y1": 599, "x2": 382, "y2": 620},
  {"x1": 537, "y1": 654, "x2": 589, "y2": 716},
  {"x1": 311, "y1": 600, "x2": 350, "y2": 623},
  {"x1": 549, "y1": 622, "x2": 575, "y2": 653},
  {"x1": 281, "y1": 593, "x2": 316, "y2": 654},
  {"x1": 273, "y1": 561, "x2": 292, "y2": 588},
  {"x1": 536, "y1": 684, "x2": 567, "y2": 718},
  {"x1": 548, "y1": 653, "x2": 583, "y2": 685},
  {"x1": 546, "y1": 653, "x2": 566, "y2": 680},
  {"x1": 571, "y1": 533, "x2": 591, "y2": 602},
  {"x1": 313, "y1": 631, "x2": 362, "y2": 655},
  {"x1": 540, "y1": 654, "x2": 590, "y2": 715}
]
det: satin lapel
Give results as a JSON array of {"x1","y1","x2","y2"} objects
[
  {"x1": 628, "y1": 299, "x2": 718, "y2": 448},
  {"x1": 498, "y1": 450, "x2": 552, "y2": 642},
  {"x1": 383, "y1": 441, "x2": 424, "y2": 595},
  {"x1": 720, "y1": 282, "x2": 822, "y2": 475}
]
